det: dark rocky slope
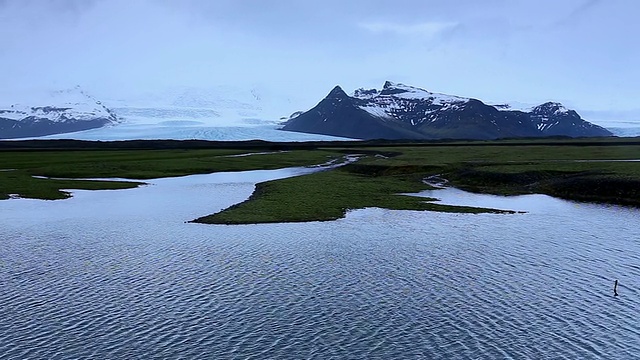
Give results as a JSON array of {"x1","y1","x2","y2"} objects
[{"x1": 282, "y1": 82, "x2": 612, "y2": 140}]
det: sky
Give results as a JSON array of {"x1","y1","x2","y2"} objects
[{"x1": 1, "y1": 0, "x2": 639, "y2": 119}]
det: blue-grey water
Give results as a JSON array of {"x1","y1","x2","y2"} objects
[{"x1": 1, "y1": 168, "x2": 639, "y2": 359}]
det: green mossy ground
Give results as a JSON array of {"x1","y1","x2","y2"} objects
[
  {"x1": 2, "y1": 138, "x2": 639, "y2": 222},
  {"x1": 0, "y1": 148, "x2": 339, "y2": 200},
  {"x1": 193, "y1": 166, "x2": 507, "y2": 224},
  {"x1": 197, "y1": 141, "x2": 640, "y2": 223}
]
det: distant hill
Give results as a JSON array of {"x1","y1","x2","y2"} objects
[
  {"x1": 0, "y1": 87, "x2": 119, "y2": 139},
  {"x1": 281, "y1": 81, "x2": 613, "y2": 140}
]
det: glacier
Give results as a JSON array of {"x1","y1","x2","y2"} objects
[{"x1": 4, "y1": 85, "x2": 354, "y2": 142}]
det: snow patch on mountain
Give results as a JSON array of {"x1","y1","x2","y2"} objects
[
  {"x1": 380, "y1": 81, "x2": 468, "y2": 105},
  {"x1": 493, "y1": 101, "x2": 571, "y2": 116},
  {"x1": 282, "y1": 81, "x2": 614, "y2": 140},
  {"x1": 348, "y1": 81, "x2": 471, "y2": 126},
  {"x1": 492, "y1": 101, "x2": 535, "y2": 112},
  {"x1": 0, "y1": 86, "x2": 118, "y2": 123},
  {"x1": 353, "y1": 81, "x2": 468, "y2": 105},
  {"x1": 102, "y1": 85, "x2": 300, "y2": 126},
  {"x1": 360, "y1": 105, "x2": 393, "y2": 119}
]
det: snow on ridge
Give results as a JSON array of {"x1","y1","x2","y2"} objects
[
  {"x1": 543, "y1": 102, "x2": 570, "y2": 115},
  {"x1": 386, "y1": 82, "x2": 468, "y2": 104},
  {"x1": 532, "y1": 102, "x2": 570, "y2": 115},
  {"x1": 352, "y1": 81, "x2": 468, "y2": 105},
  {"x1": 0, "y1": 86, "x2": 115, "y2": 123},
  {"x1": 494, "y1": 101, "x2": 572, "y2": 117},
  {"x1": 492, "y1": 102, "x2": 535, "y2": 112},
  {"x1": 359, "y1": 105, "x2": 392, "y2": 119}
]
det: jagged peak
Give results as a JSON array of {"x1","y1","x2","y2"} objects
[
  {"x1": 536, "y1": 101, "x2": 564, "y2": 108},
  {"x1": 383, "y1": 80, "x2": 397, "y2": 89},
  {"x1": 353, "y1": 87, "x2": 379, "y2": 99},
  {"x1": 532, "y1": 102, "x2": 571, "y2": 115},
  {"x1": 367, "y1": 81, "x2": 469, "y2": 104},
  {"x1": 381, "y1": 81, "x2": 422, "y2": 92},
  {"x1": 327, "y1": 85, "x2": 349, "y2": 99}
]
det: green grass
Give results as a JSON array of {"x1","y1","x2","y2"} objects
[
  {"x1": 197, "y1": 142, "x2": 640, "y2": 223},
  {"x1": 0, "y1": 149, "x2": 340, "y2": 179},
  {"x1": 193, "y1": 166, "x2": 510, "y2": 224},
  {"x1": 0, "y1": 170, "x2": 142, "y2": 200},
  {"x1": 0, "y1": 148, "x2": 342, "y2": 200},
  {"x1": 2, "y1": 139, "x2": 640, "y2": 222},
  {"x1": 443, "y1": 161, "x2": 640, "y2": 205}
]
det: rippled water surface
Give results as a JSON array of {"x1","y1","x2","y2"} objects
[{"x1": 1, "y1": 169, "x2": 639, "y2": 359}]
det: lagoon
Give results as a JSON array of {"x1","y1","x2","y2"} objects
[{"x1": 1, "y1": 168, "x2": 639, "y2": 359}]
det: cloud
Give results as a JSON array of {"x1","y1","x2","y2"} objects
[
  {"x1": 569, "y1": 0, "x2": 602, "y2": 16},
  {"x1": 358, "y1": 21, "x2": 458, "y2": 38},
  {"x1": 0, "y1": 0, "x2": 639, "y2": 113}
]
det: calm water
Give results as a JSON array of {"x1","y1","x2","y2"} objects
[{"x1": 1, "y1": 168, "x2": 639, "y2": 359}]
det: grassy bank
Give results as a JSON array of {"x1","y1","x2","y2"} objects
[
  {"x1": 0, "y1": 148, "x2": 341, "y2": 200},
  {"x1": 196, "y1": 141, "x2": 640, "y2": 223},
  {"x1": 192, "y1": 165, "x2": 509, "y2": 224},
  {"x1": 2, "y1": 138, "x2": 639, "y2": 222}
]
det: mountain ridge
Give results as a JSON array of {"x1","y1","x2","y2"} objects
[
  {"x1": 281, "y1": 82, "x2": 613, "y2": 140},
  {"x1": 0, "y1": 87, "x2": 119, "y2": 139}
]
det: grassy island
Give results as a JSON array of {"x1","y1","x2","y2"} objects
[{"x1": 1, "y1": 138, "x2": 639, "y2": 223}]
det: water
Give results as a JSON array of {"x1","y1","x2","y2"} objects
[{"x1": 1, "y1": 169, "x2": 639, "y2": 359}]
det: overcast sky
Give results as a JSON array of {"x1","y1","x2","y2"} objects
[{"x1": 1, "y1": 0, "x2": 638, "y2": 115}]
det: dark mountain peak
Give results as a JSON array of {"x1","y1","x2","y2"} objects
[
  {"x1": 380, "y1": 81, "x2": 414, "y2": 96},
  {"x1": 327, "y1": 85, "x2": 349, "y2": 99},
  {"x1": 353, "y1": 88, "x2": 378, "y2": 98},
  {"x1": 532, "y1": 102, "x2": 571, "y2": 116},
  {"x1": 539, "y1": 101, "x2": 563, "y2": 107},
  {"x1": 282, "y1": 82, "x2": 612, "y2": 140}
]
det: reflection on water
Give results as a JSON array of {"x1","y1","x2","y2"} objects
[
  {"x1": 1, "y1": 169, "x2": 639, "y2": 359},
  {"x1": 414, "y1": 186, "x2": 572, "y2": 214}
]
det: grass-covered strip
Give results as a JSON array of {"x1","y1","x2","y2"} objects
[
  {"x1": 192, "y1": 166, "x2": 510, "y2": 224},
  {"x1": 2, "y1": 138, "x2": 640, "y2": 221},
  {"x1": 443, "y1": 161, "x2": 640, "y2": 205},
  {"x1": 0, "y1": 148, "x2": 342, "y2": 200},
  {"x1": 196, "y1": 141, "x2": 640, "y2": 224},
  {"x1": 0, "y1": 170, "x2": 142, "y2": 200},
  {"x1": 0, "y1": 149, "x2": 340, "y2": 179}
]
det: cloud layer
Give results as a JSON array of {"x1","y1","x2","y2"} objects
[{"x1": 1, "y1": 0, "x2": 638, "y2": 113}]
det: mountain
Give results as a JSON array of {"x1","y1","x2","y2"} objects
[
  {"x1": 0, "y1": 87, "x2": 119, "y2": 139},
  {"x1": 281, "y1": 81, "x2": 613, "y2": 140},
  {"x1": 21, "y1": 86, "x2": 351, "y2": 142}
]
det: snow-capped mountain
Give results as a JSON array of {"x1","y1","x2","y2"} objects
[
  {"x1": 527, "y1": 102, "x2": 614, "y2": 137},
  {"x1": 281, "y1": 81, "x2": 613, "y2": 140},
  {"x1": 0, "y1": 87, "x2": 119, "y2": 139},
  {"x1": 18, "y1": 85, "x2": 351, "y2": 142}
]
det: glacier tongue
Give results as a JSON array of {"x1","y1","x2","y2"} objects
[
  {"x1": 2, "y1": 85, "x2": 355, "y2": 142},
  {"x1": 35, "y1": 122, "x2": 353, "y2": 142}
]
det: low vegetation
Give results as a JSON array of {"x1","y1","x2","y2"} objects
[
  {"x1": 193, "y1": 165, "x2": 508, "y2": 224},
  {"x1": 0, "y1": 147, "x2": 340, "y2": 200},
  {"x1": 1, "y1": 138, "x2": 639, "y2": 223}
]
